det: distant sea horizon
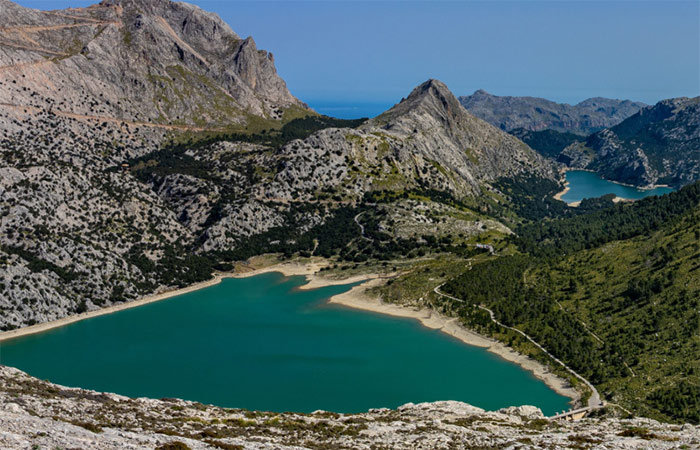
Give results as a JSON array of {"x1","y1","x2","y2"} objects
[{"x1": 305, "y1": 100, "x2": 396, "y2": 119}]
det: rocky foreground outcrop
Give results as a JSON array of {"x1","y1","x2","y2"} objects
[
  {"x1": 459, "y1": 89, "x2": 646, "y2": 135},
  {"x1": 0, "y1": 366, "x2": 697, "y2": 449}
]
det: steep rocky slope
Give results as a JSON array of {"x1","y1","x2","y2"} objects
[
  {"x1": 0, "y1": 109, "x2": 191, "y2": 327},
  {"x1": 0, "y1": 0, "x2": 306, "y2": 132},
  {"x1": 459, "y1": 89, "x2": 646, "y2": 135},
  {"x1": 366, "y1": 80, "x2": 553, "y2": 192},
  {"x1": 138, "y1": 79, "x2": 555, "y2": 253},
  {"x1": 0, "y1": 64, "x2": 556, "y2": 329},
  {"x1": 560, "y1": 97, "x2": 700, "y2": 188},
  {"x1": 1, "y1": 366, "x2": 698, "y2": 449},
  {"x1": 0, "y1": 0, "x2": 559, "y2": 331},
  {"x1": 0, "y1": 0, "x2": 308, "y2": 329},
  {"x1": 272, "y1": 79, "x2": 554, "y2": 200}
]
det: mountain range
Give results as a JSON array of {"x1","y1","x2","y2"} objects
[
  {"x1": 0, "y1": 0, "x2": 554, "y2": 329},
  {"x1": 459, "y1": 89, "x2": 647, "y2": 135},
  {"x1": 0, "y1": 0, "x2": 699, "y2": 440},
  {"x1": 461, "y1": 89, "x2": 699, "y2": 188}
]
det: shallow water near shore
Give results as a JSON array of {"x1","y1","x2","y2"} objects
[
  {"x1": 0, "y1": 272, "x2": 570, "y2": 415},
  {"x1": 561, "y1": 170, "x2": 674, "y2": 203}
]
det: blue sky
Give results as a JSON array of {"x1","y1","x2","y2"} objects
[{"x1": 16, "y1": 0, "x2": 700, "y2": 109}]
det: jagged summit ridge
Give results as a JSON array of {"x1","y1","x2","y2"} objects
[
  {"x1": 101, "y1": 0, "x2": 236, "y2": 37},
  {"x1": 0, "y1": 0, "x2": 306, "y2": 132},
  {"x1": 362, "y1": 79, "x2": 553, "y2": 192},
  {"x1": 404, "y1": 79, "x2": 456, "y2": 103}
]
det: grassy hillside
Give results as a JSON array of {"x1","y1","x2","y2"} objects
[
  {"x1": 441, "y1": 183, "x2": 699, "y2": 423},
  {"x1": 535, "y1": 211, "x2": 699, "y2": 422}
]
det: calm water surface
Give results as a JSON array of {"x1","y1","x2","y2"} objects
[
  {"x1": 561, "y1": 170, "x2": 673, "y2": 203},
  {"x1": 0, "y1": 273, "x2": 571, "y2": 414}
]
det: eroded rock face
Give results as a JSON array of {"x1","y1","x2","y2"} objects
[
  {"x1": 0, "y1": 0, "x2": 309, "y2": 329},
  {"x1": 0, "y1": 0, "x2": 305, "y2": 128},
  {"x1": 0, "y1": 366, "x2": 698, "y2": 450},
  {"x1": 459, "y1": 89, "x2": 646, "y2": 135},
  {"x1": 0, "y1": 109, "x2": 194, "y2": 329},
  {"x1": 0, "y1": 0, "x2": 555, "y2": 330}
]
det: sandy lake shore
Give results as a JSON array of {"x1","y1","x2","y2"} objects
[
  {"x1": 329, "y1": 279, "x2": 581, "y2": 406},
  {"x1": 554, "y1": 167, "x2": 672, "y2": 207},
  {"x1": 553, "y1": 168, "x2": 572, "y2": 202},
  {"x1": 0, "y1": 260, "x2": 376, "y2": 343},
  {"x1": 0, "y1": 258, "x2": 580, "y2": 406},
  {"x1": 553, "y1": 184, "x2": 570, "y2": 203}
]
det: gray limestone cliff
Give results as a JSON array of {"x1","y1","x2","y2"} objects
[{"x1": 0, "y1": 0, "x2": 306, "y2": 130}]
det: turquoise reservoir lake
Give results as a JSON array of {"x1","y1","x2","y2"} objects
[
  {"x1": 0, "y1": 273, "x2": 571, "y2": 415},
  {"x1": 561, "y1": 170, "x2": 674, "y2": 203}
]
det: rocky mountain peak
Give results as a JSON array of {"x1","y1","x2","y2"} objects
[
  {"x1": 404, "y1": 79, "x2": 463, "y2": 115},
  {"x1": 358, "y1": 79, "x2": 554, "y2": 194},
  {"x1": 0, "y1": 0, "x2": 306, "y2": 133},
  {"x1": 471, "y1": 88, "x2": 492, "y2": 97},
  {"x1": 410, "y1": 78, "x2": 451, "y2": 97},
  {"x1": 373, "y1": 79, "x2": 471, "y2": 130}
]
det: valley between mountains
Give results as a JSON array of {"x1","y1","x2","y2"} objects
[{"x1": 0, "y1": 0, "x2": 698, "y2": 448}]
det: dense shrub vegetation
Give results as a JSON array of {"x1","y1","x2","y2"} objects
[
  {"x1": 510, "y1": 128, "x2": 584, "y2": 159},
  {"x1": 494, "y1": 176, "x2": 569, "y2": 220},
  {"x1": 493, "y1": 175, "x2": 618, "y2": 221},
  {"x1": 441, "y1": 182, "x2": 700, "y2": 423},
  {"x1": 157, "y1": 115, "x2": 366, "y2": 154},
  {"x1": 515, "y1": 181, "x2": 699, "y2": 257},
  {"x1": 443, "y1": 255, "x2": 604, "y2": 383},
  {"x1": 128, "y1": 114, "x2": 366, "y2": 183},
  {"x1": 648, "y1": 382, "x2": 700, "y2": 424},
  {"x1": 3, "y1": 245, "x2": 83, "y2": 283}
]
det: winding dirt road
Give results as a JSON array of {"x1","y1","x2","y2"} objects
[{"x1": 433, "y1": 283, "x2": 603, "y2": 411}]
